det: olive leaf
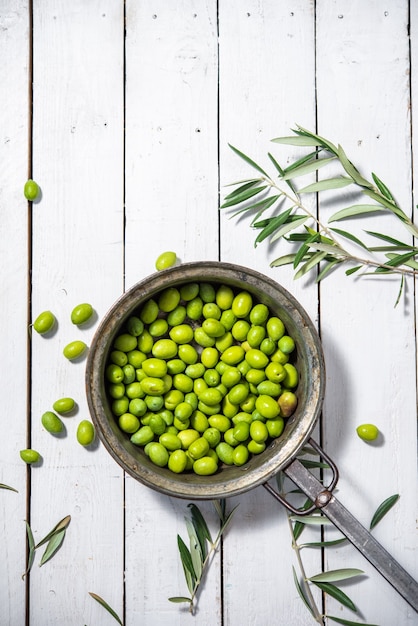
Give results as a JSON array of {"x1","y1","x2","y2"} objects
[
  {"x1": 39, "y1": 528, "x2": 67, "y2": 567},
  {"x1": 22, "y1": 521, "x2": 36, "y2": 579},
  {"x1": 292, "y1": 566, "x2": 315, "y2": 618},
  {"x1": 308, "y1": 568, "x2": 364, "y2": 583},
  {"x1": 0, "y1": 483, "x2": 18, "y2": 492},
  {"x1": 369, "y1": 494, "x2": 400, "y2": 530},
  {"x1": 327, "y1": 617, "x2": 379, "y2": 626},
  {"x1": 89, "y1": 592, "x2": 124, "y2": 625},
  {"x1": 313, "y1": 581, "x2": 357, "y2": 612}
]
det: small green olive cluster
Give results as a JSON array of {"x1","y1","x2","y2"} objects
[
  {"x1": 20, "y1": 303, "x2": 96, "y2": 464},
  {"x1": 106, "y1": 282, "x2": 299, "y2": 476}
]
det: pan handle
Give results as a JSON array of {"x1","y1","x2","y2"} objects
[
  {"x1": 263, "y1": 438, "x2": 339, "y2": 515},
  {"x1": 263, "y1": 439, "x2": 418, "y2": 613}
]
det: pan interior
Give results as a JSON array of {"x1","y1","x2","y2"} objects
[{"x1": 86, "y1": 262, "x2": 325, "y2": 499}]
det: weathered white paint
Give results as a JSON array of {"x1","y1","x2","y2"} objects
[{"x1": 1, "y1": 1, "x2": 417, "y2": 625}]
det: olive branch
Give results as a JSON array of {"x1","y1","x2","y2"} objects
[{"x1": 221, "y1": 125, "x2": 418, "y2": 306}]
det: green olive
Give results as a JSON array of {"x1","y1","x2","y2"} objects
[
  {"x1": 168, "y1": 449, "x2": 188, "y2": 473},
  {"x1": 33, "y1": 310, "x2": 56, "y2": 335},
  {"x1": 232, "y1": 291, "x2": 253, "y2": 318},
  {"x1": 52, "y1": 397, "x2": 76, "y2": 414},
  {"x1": 20, "y1": 449, "x2": 41, "y2": 464},
  {"x1": 76, "y1": 420, "x2": 95, "y2": 446},
  {"x1": 148, "y1": 442, "x2": 169, "y2": 467},
  {"x1": 193, "y1": 456, "x2": 218, "y2": 475},
  {"x1": 41, "y1": 411, "x2": 64, "y2": 434},
  {"x1": 155, "y1": 251, "x2": 177, "y2": 271},
  {"x1": 63, "y1": 340, "x2": 87, "y2": 360},
  {"x1": 356, "y1": 423, "x2": 379, "y2": 441},
  {"x1": 24, "y1": 179, "x2": 40, "y2": 201},
  {"x1": 71, "y1": 303, "x2": 93, "y2": 325}
]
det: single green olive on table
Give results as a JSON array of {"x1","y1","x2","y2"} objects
[
  {"x1": 155, "y1": 250, "x2": 177, "y2": 271},
  {"x1": 20, "y1": 449, "x2": 41, "y2": 464},
  {"x1": 24, "y1": 178, "x2": 40, "y2": 201},
  {"x1": 71, "y1": 303, "x2": 94, "y2": 326},
  {"x1": 41, "y1": 411, "x2": 64, "y2": 434},
  {"x1": 105, "y1": 282, "x2": 298, "y2": 476},
  {"x1": 53, "y1": 397, "x2": 76, "y2": 414},
  {"x1": 76, "y1": 420, "x2": 95, "y2": 446},
  {"x1": 33, "y1": 310, "x2": 56, "y2": 335},
  {"x1": 356, "y1": 423, "x2": 380, "y2": 441},
  {"x1": 63, "y1": 340, "x2": 87, "y2": 360}
]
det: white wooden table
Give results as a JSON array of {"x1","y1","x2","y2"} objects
[{"x1": 1, "y1": 2, "x2": 417, "y2": 625}]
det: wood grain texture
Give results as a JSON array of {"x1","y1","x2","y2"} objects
[
  {"x1": 1, "y1": 1, "x2": 417, "y2": 625},
  {"x1": 0, "y1": 3, "x2": 30, "y2": 625}
]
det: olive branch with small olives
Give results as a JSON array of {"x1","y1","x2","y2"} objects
[{"x1": 221, "y1": 125, "x2": 418, "y2": 306}]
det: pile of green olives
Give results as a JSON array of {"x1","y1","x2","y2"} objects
[{"x1": 105, "y1": 282, "x2": 299, "y2": 476}]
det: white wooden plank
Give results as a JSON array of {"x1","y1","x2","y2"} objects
[
  {"x1": 124, "y1": 2, "x2": 221, "y2": 625},
  {"x1": 218, "y1": 3, "x2": 324, "y2": 624},
  {"x1": 29, "y1": 3, "x2": 125, "y2": 624},
  {"x1": 0, "y1": 2, "x2": 30, "y2": 624},
  {"x1": 316, "y1": 1, "x2": 418, "y2": 623}
]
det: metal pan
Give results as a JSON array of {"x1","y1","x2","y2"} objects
[{"x1": 85, "y1": 261, "x2": 418, "y2": 612}]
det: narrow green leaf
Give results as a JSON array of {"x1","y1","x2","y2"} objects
[
  {"x1": 0, "y1": 483, "x2": 18, "y2": 492},
  {"x1": 254, "y1": 209, "x2": 293, "y2": 246},
  {"x1": 365, "y1": 231, "x2": 411, "y2": 247},
  {"x1": 327, "y1": 615, "x2": 379, "y2": 626},
  {"x1": 394, "y1": 276, "x2": 405, "y2": 308},
  {"x1": 385, "y1": 252, "x2": 418, "y2": 269},
  {"x1": 168, "y1": 596, "x2": 193, "y2": 604},
  {"x1": 290, "y1": 515, "x2": 332, "y2": 526},
  {"x1": 369, "y1": 494, "x2": 400, "y2": 530},
  {"x1": 35, "y1": 514, "x2": 71, "y2": 549},
  {"x1": 270, "y1": 253, "x2": 298, "y2": 267},
  {"x1": 292, "y1": 498, "x2": 314, "y2": 541},
  {"x1": 212, "y1": 499, "x2": 225, "y2": 523},
  {"x1": 306, "y1": 242, "x2": 349, "y2": 258},
  {"x1": 294, "y1": 125, "x2": 339, "y2": 153},
  {"x1": 328, "y1": 204, "x2": 383, "y2": 222},
  {"x1": 299, "y1": 459, "x2": 330, "y2": 469},
  {"x1": 228, "y1": 144, "x2": 269, "y2": 177},
  {"x1": 223, "y1": 179, "x2": 261, "y2": 200},
  {"x1": 272, "y1": 135, "x2": 322, "y2": 147},
  {"x1": 185, "y1": 519, "x2": 203, "y2": 581},
  {"x1": 294, "y1": 251, "x2": 328, "y2": 279},
  {"x1": 308, "y1": 568, "x2": 364, "y2": 583},
  {"x1": 22, "y1": 521, "x2": 36, "y2": 579},
  {"x1": 268, "y1": 152, "x2": 298, "y2": 195},
  {"x1": 372, "y1": 172, "x2": 395, "y2": 201},
  {"x1": 330, "y1": 227, "x2": 368, "y2": 250},
  {"x1": 345, "y1": 265, "x2": 362, "y2": 276},
  {"x1": 228, "y1": 195, "x2": 279, "y2": 220},
  {"x1": 89, "y1": 592, "x2": 124, "y2": 625},
  {"x1": 188, "y1": 503, "x2": 213, "y2": 550},
  {"x1": 312, "y1": 581, "x2": 357, "y2": 612},
  {"x1": 298, "y1": 177, "x2": 353, "y2": 193},
  {"x1": 293, "y1": 232, "x2": 319, "y2": 269},
  {"x1": 317, "y1": 259, "x2": 341, "y2": 281},
  {"x1": 299, "y1": 537, "x2": 347, "y2": 549},
  {"x1": 282, "y1": 156, "x2": 336, "y2": 180},
  {"x1": 281, "y1": 149, "x2": 322, "y2": 175},
  {"x1": 219, "y1": 504, "x2": 239, "y2": 537},
  {"x1": 292, "y1": 566, "x2": 315, "y2": 617},
  {"x1": 337, "y1": 144, "x2": 372, "y2": 188},
  {"x1": 270, "y1": 215, "x2": 308, "y2": 242},
  {"x1": 177, "y1": 534, "x2": 196, "y2": 581},
  {"x1": 39, "y1": 528, "x2": 66, "y2": 566},
  {"x1": 221, "y1": 185, "x2": 267, "y2": 208},
  {"x1": 375, "y1": 251, "x2": 416, "y2": 270},
  {"x1": 362, "y1": 189, "x2": 406, "y2": 218}
]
